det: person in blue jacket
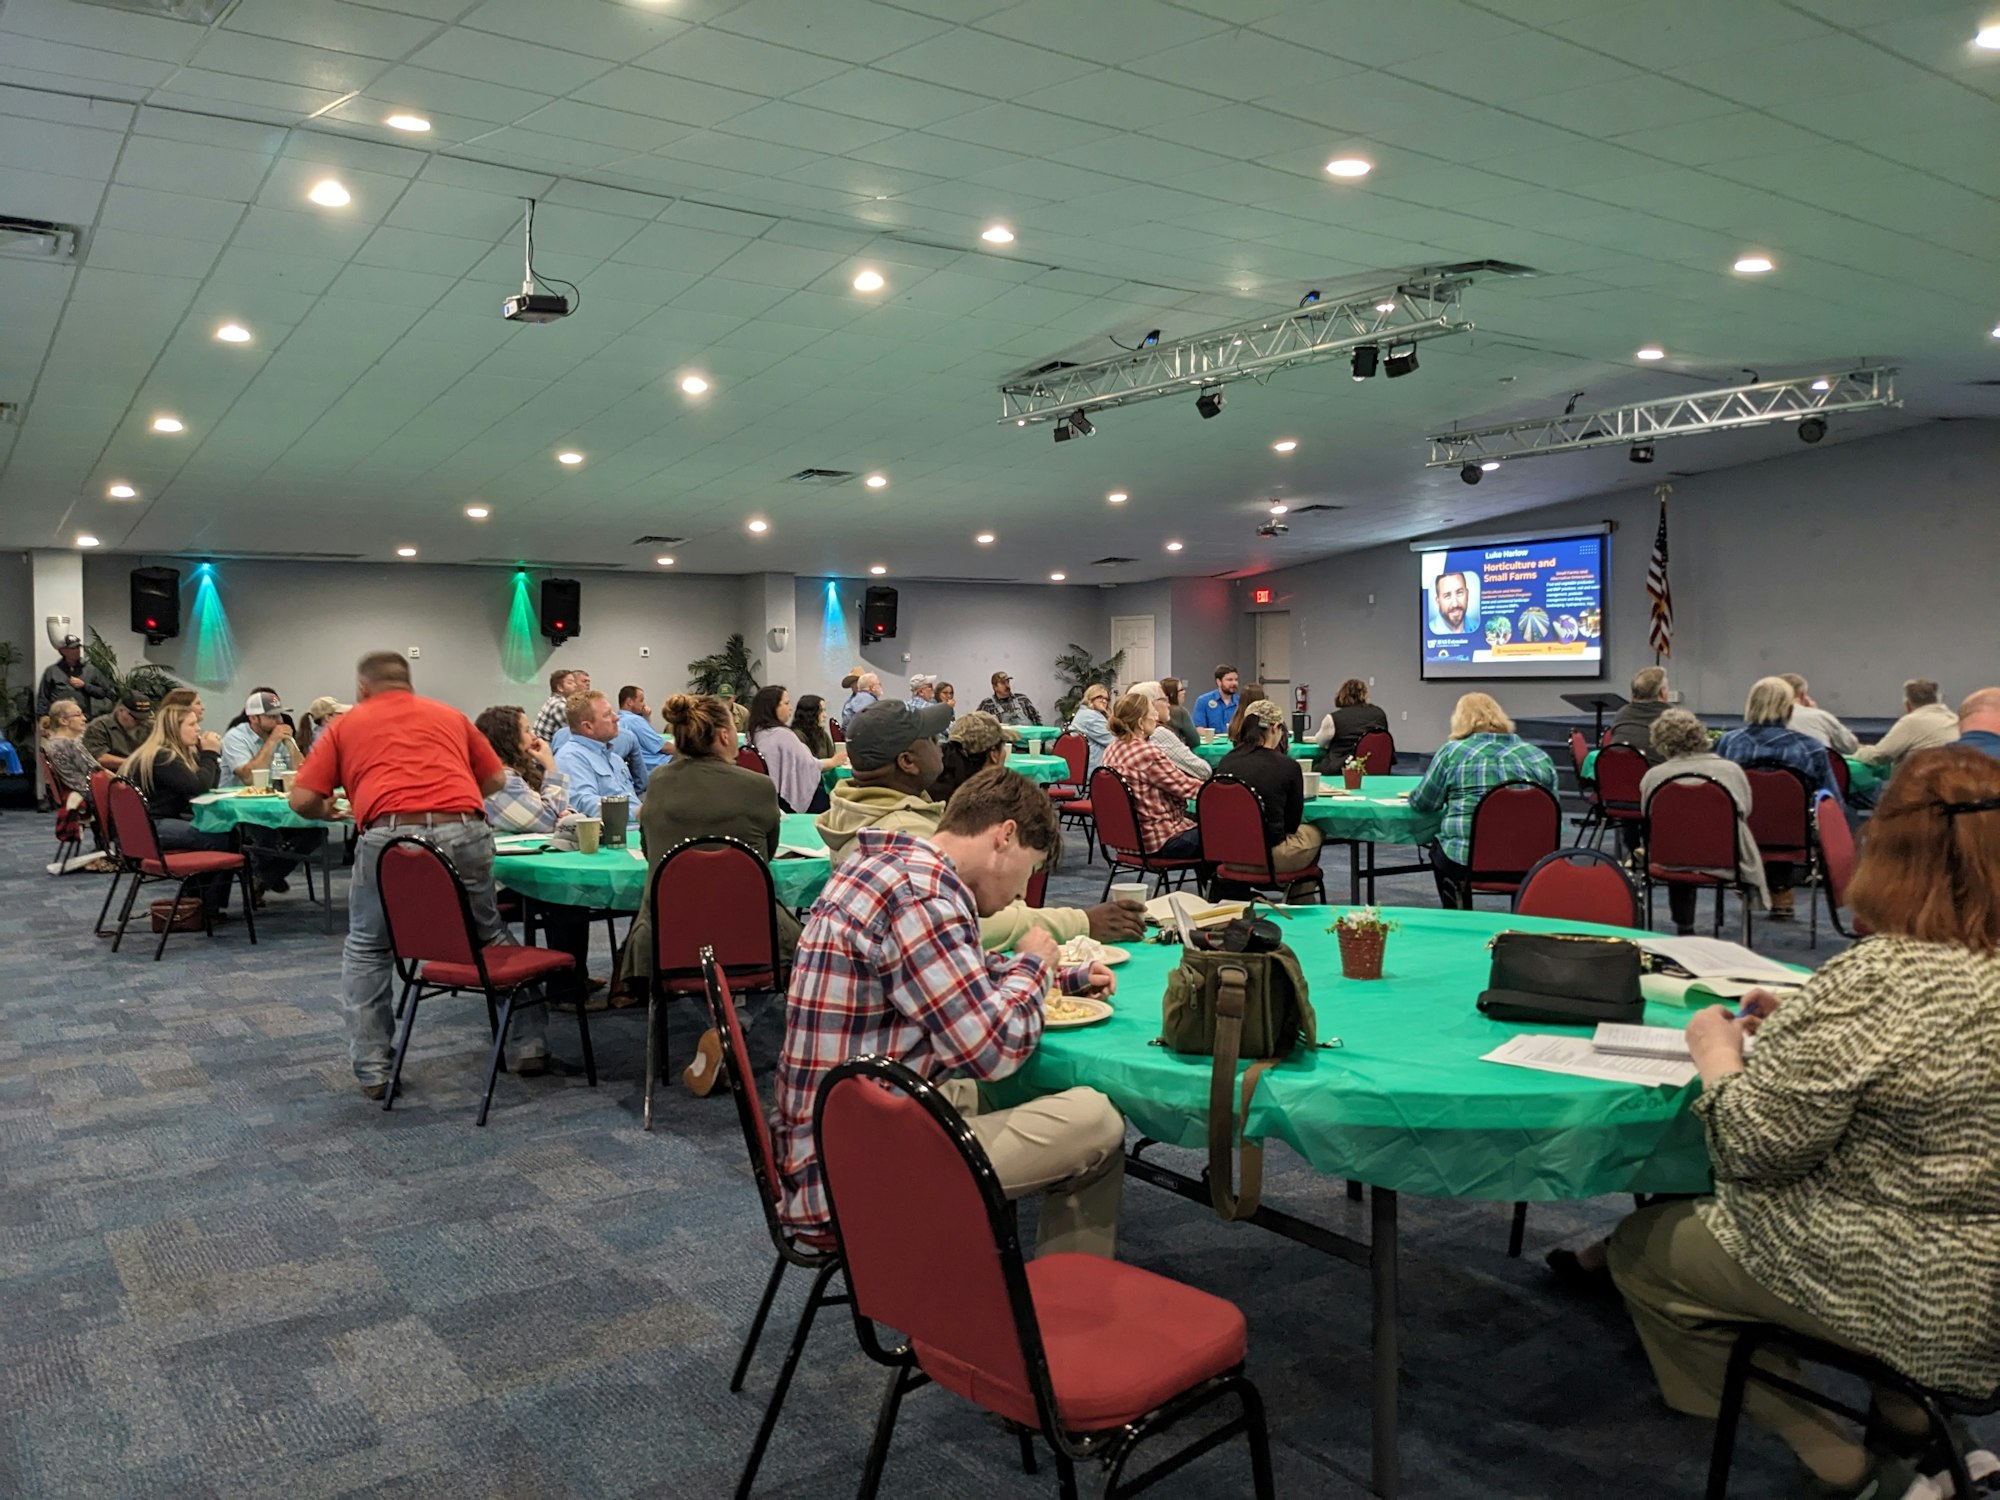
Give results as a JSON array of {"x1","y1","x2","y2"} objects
[{"x1": 1190, "y1": 664, "x2": 1240, "y2": 735}]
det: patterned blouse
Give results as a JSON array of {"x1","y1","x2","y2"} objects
[{"x1": 1695, "y1": 935, "x2": 2000, "y2": 1395}]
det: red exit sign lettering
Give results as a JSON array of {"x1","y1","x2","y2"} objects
[{"x1": 1252, "y1": 587, "x2": 1274, "y2": 605}]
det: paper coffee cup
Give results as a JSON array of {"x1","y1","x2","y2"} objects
[
  {"x1": 1110, "y1": 882, "x2": 1148, "y2": 908},
  {"x1": 1197, "y1": 727, "x2": 1214, "y2": 742},
  {"x1": 576, "y1": 818, "x2": 602, "y2": 855},
  {"x1": 1301, "y1": 771, "x2": 1321, "y2": 798},
  {"x1": 250, "y1": 768, "x2": 270, "y2": 789}
]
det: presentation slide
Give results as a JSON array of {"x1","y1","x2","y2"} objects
[{"x1": 1419, "y1": 532, "x2": 1606, "y2": 681}]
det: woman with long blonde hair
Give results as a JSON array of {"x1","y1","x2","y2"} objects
[{"x1": 121, "y1": 699, "x2": 236, "y2": 915}]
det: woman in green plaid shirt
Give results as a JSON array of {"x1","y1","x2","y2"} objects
[{"x1": 1409, "y1": 692, "x2": 1557, "y2": 906}]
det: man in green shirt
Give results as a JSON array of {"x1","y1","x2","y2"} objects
[{"x1": 82, "y1": 692, "x2": 154, "y2": 772}]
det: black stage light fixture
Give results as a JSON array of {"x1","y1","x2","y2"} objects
[
  {"x1": 1630, "y1": 444, "x2": 1655, "y2": 464},
  {"x1": 1384, "y1": 347, "x2": 1419, "y2": 378},
  {"x1": 1140, "y1": 329, "x2": 1161, "y2": 347},
  {"x1": 1351, "y1": 345, "x2": 1378, "y2": 381},
  {"x1": 1195, "y1": 388, "x2": 1225, "y2": 419},
  {"x1": 1067, "y1": 408, "x2": 1095, "y2": 437},
  {"x1": 1299, "y1": 289, "x2": 1321, "y2": 306},
  {"x1": 1459, "y1": 463, "x2": 1482, "y2": 485},
  {"x1": 1798, "y1": 416, "x2": 1827, "y2": 443},
  {"x1": 1053, "y1": 420, "x2": 1073, "y2": 443}
]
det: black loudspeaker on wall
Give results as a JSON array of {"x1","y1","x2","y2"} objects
[
  {"x1": 130, "y1": 566, "x2": 181, "y2": 644},
  {"x1": 862, "y1": 585, "x2": 898, "y2": 640},
  {"x1": 541, "y1": 578, "x2": 581, "y2": 644}
]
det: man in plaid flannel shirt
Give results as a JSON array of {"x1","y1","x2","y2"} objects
[{"x1": 774, "y1": 766, "x2": 1126, "y2": 1258}]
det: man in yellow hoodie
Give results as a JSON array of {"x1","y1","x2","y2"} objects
[{"x1": 819, "y1": 700, "x2": 1145, "y2": 950}]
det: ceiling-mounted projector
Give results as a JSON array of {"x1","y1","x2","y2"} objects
[{"x1": 502, "y1": 197, "x2": 575, "y2": 324}]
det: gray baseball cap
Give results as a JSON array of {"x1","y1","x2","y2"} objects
[{"x1": 846, "y1": 700, "x2": 952, "y2": 770}]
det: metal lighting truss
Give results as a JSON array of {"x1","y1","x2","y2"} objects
[
  {"x1": 1426, "y1": 368, "x2": 1899, "y2": 466},
  {"x1": 998, "y1": 274, "x2": 1475, "y2": 425}
]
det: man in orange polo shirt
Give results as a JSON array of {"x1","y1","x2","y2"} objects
[{"x1": 290, "y1": 651, "x2": 550, "y2": 1098}]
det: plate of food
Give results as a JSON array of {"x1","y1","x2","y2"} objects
[
  {"x1": 1044, "y1": 994, "x2": 1114, "y2": 1029},
  {"x1": 239, "y1": 787, "x2": 283, "y2": 798},
  {"x1": 1057, "y1": 935, "x2": 1130, "y2": 967}
]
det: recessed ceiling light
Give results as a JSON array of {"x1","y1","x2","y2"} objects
[
  {"x1": 656, "y1": 555, "x2": 675, "y2": 566},
  {"x1": 308, "y1": 179, "x2": 350, "y2": 207},
  {"x1": 75, "y1": 533, "x2": 100, "y2": 548},
  {"x1": 1015, "y1": 418, "x2": 1026, "y2": 427},
  {"x1": 1480, "y1": 460, "x2": 1501, "y2": 472},
  {"x1": 975, "y1": 532, "x2": 995, "y2": 545},
  {"x1": 1272, "y1": 439, "x2": 1297, "y2": 453},
  {"x1": 1636, "y1": 346, "x2": 1665, "y2": 360},
  {"x1": 981, "y1": 225, "x2": 1014, "y2": 244},
  {"x1": 1811, "y1": 378, "x2": 1832, "y2": 391},
  {"x1": 1733, "y1": 255, "x2": 1774, "y2": 274},
  {"x1": 108, "y1": 483, "x2": 136, "y2": 498},
  {"x1": 1324, "y1": 157, "x2": 1372, "y2": 178},
  {"x1": 1977, "y1": 24, "x2": 2000, "y2": 47},
  {"x1": 1165, "y1": 541, "x2": 1184, "y2": 552},
  {"x1": 869, "y1": 564, "x2": 887, "y2": 575},
  {"x1": 1375, "y1": 299, "x2": 1397, "y2": 314},
  {"x1": 215, "y1": 323, "x2": 251, "y2": 343},
  {"x1": 386, "y1": 113, "x2": 430, "y2": 132},
  {"x1": 680, "y1": 374, "x2": 708, "y2": 394},
  {"x1": 1269, "y1": 503, "x2": 1290, "y2": 517},
  {"x1": 1990, "y1": 323, "x2": 2000, "y2": 339},
  {"x1": 864, "y1": 473, "x2": 887, "y2": 488},
  {"x1": 748, "y1": 519, "x2": 768, "y2": 533},
  {"x1": 464, "y1": 504, "x2": 489, "y2": 519},
  {"x1": 852, "y1": 269, "x2": 885, "y2": 292},
  {"x1": 557, "y1": 450, "x2": 583, "y2": 465},
  {"x1": 1049, "y1": 571, "x2": 1066, "y2": 582},
  {"x1": 151, "y1": 416, "x2": 183, "y2": 433},
  {"x1": 396, "y1": 546, "x2": 416, "y2": 557},
  {"x1": 1106, "y1": 491, "x2": 1128, "y2": 504}
]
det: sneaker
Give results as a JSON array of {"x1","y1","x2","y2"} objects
[
  {"x1": 512, "y1": 1053, "x2": 550, "y2": 1078},
  {"x1": 682, "y1": 1029, "x2": 725, "y2": 1097},
  {"x1": 360, "y1": 1080, "x2": 388, "y2": 1101},
  {"x1": 1770, "y1": 889, "x2": 1797, "y2": 921}
]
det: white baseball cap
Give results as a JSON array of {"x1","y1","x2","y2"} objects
[{"x1": 244, "y1": 691, "x2": 284, "y2": 716}]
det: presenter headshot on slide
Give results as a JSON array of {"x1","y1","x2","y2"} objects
[{"x1": 1431, "y1": 570, "x2": 1478, "y2": 634}]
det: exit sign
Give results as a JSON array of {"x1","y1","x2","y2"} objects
[{"x1": 1252, "y1": 587, "x2": 1274, "y2": 605}]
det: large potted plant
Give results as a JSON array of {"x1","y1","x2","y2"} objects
[
  {"x1": 1051, "y1": 643, "x2": 1126, "y2": 722},
  {"x1": 83, "y1": 628, "x2": 182, "y2": 706},
  {"x1": 687, "y1": 633, "x2": 762, "y2": 699}
]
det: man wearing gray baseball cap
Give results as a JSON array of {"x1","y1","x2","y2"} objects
[{"x1": 817, "y1": 701, "x2": 1144, "y2": 949}]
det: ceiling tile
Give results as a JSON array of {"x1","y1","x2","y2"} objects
[
  {"x1": 186, "y1": 29, "x2": 391, "y2": 93},
  {"x1": 718, "y1": 100, "x2": 901, "y2": 155},
  {"x1": 978, "y1": 0, "x2": 1230, "y2": 65},
  {"x1": 460, "y1": 0, "x2": 690, "y2": 59},
  {"x1": 1391, "y1": 33, "x2": 1643, "y2": 105},
  {"x1": 1609, "y1": 111, "x2": 1825, "y2": 167},
  {"x1": 874, "y1": 27, "x2": 1098, "y2": 95},
  {"x1": 613, "y1": 221, "x2": 758, "y2": 277},
  {"x1": 1, "y1": 0, "x2": 205, "y2": 63},
  {"x1": 516, "y1": 99, "x2": 696, "y2": 153},
  {"x1": 115, "y1": 134, "x2": 276, "y2": 201},
  {"x1": 1669, "y1": 34, "x2": 1936, "y2": 109},
  {"x1": 634, "y1": 28, "x2": 852, "y2": 95},
  {"x1": 1252, "y1": 0, "x2": 1522, "y2": 68},
  {"x1": 402, "y1": 27, "x2": 613, "y2": 94},
  {"x1": 365, "y1": 64, "x2": 555, "y2": 124},
  {"x1": 0, "y1": 33, "x2": 178, "y2": 90},
  {"x1": 847, "y1": 128, "x2": 1023, "y2": 179},
  {"x1": 787, "y1": 68, "x2": 985, "y2": 129},
  {"x1": 222, "y1": 0, "x2": 444, "y2": 59},
  {"x1": 713, "y1": 0, "x2": 953, "y2": 65}
]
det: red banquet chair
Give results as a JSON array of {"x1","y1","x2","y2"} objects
[
  {"x1": 104, "y1": 779, "x2": 258, "y2": 961},
  {"x1": 1049, "y1": 731, "x2": 1094, "y2": 861},
  {"x1": 1743, "y1": 764, "x2": 1818, "y2": 945},
  {"x1": 1814, "y1": 792, "x2": 1867, "y2": 941},
  {"x1": 90, "y1": 768, "x2": 129, "y2": 937},
  {"x1": 1824, "y1": 748, "x2": 1850, "y2": 802},
  {"x1": 376, "y1": 835, "x2": 586, "y2": 1125},
  {"x1": 698, "y1": 949, "x2": 844, "y2": 1500},
  {"x1": 814, "y1": 1055, "x2": 1275, "y2": 1500},
  {"x1": 42, "y1": 753, "x2": 83, "y2": 868},
  {"x1": 1590, "y1": 744, "x2": 1650, "y2": 851},
  {"x1": 1513, "y1": 847, "x2": 1642, "y2": 928},
  {"x1": 1643, "y1": 775, "x2": 1759, "y2": 943},
  {"x1": 1196, "y1": 775, "x2": 1326, "y2": 904},
  {"x1": 1088, "y1": 766, "x2": 1202, "y2": 901},
  {"x1": 1453, "y1": 780, "x2": 1562, "y2": 909},
  {"x1": 1352, "y1": 729, "x2": 1395, "y2": 776},
  {"x1": 1024, "y1": 864, "x2": 1049, "y2": 908},
  {"x1": 737, "y1": 745, "x2": 770, "y2": 776},
  {"x1": 644, "y1": 836, "x2": 784, "y2": 1131}
]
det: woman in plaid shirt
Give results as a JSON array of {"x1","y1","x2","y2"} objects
[
  {"x1": 1409, "y1": 692, "x2": 1557, "y2": 906},
  {"x1": 1100, "y1": 691, "x2": 1206, "y2": 858}
]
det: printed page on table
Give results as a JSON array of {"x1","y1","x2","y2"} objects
[
  {"x1": 1483, "y1": 1033, "x2": 1698, "y2": 1088},
  {"x1": 1638, "y1": 935, "x2": 1803, "y2": 982}
]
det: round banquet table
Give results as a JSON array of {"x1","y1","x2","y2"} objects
[
  {"x1": 493, "y1": 812, "x2": 831, "y2": 914},
  {"x1": 987, "y1": 905, "x2": 1714, "y2": 1203},
  {"x1": 1297, "y1": 775, "x2": 1439, "y2": 845},
  {"x1": 831, "y1": 752, "x2": 1069, "y2": 787},
  {"x1": 1582, "y1": 746, "x2": 1876, "y2": 798},
  {"x1": 190, "y1": 789, "x2": 343, "y2": 932},
  {"x1": 1006, "y1": 724, "x2": 1063, "y2": 748},
  {"x1": 1194, "y1": 737, "x2": 1319, "y2": 766}
]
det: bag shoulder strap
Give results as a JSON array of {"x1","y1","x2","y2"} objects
[{"x1": 1206, "y1": 962, "x2": 1274, "y2": 1221}]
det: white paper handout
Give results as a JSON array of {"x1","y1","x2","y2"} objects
[
  {"x1": 1637, "y1": 935, "x2": 1802, "y2": 984},
  {"x1": 1483, "y1": 1033, "x2": 1699, "y2": 1088}
]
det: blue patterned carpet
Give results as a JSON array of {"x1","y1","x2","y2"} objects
[{"x1": 0, "y1": 807, "x2": 1974, "y2": 1498}]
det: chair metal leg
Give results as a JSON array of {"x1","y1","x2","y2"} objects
[
  {"x1": 1240, "y1": 1377, "x2": 1277, "y2": 1500},
  {"x1": 643, "y1": 994, "x2": 660, "y2": 1132},
  {"x1": 855, "y1": 1364, "x2": 913, "y2": 1500},
  {"x1": 111, "y1": 870, "x2": 145, "y2": 952},
  {"x1": 1705, "y1": 1331, "x2": 1760, "y2": 1499},
  {"x1": 735, "y1": 1260, "x2": 840, "y2": 1500},
  {"x1": 1054, "y1": 1451, "x2": 1080, "y2": 1500},
  {"x1": 385, "y1": 989, "x2": 421, "y2": 1111},
  {"x1": 1015, "y1": 1427, "x2": 1038, "y2": 1476},
  {"x1": 394, "y1": 975, "x2": 414, "y2": 1021},
  {"x1": 572, "y1": 981, "x2": 598, "y2": 1088},
  {"x1": 154, "y1": 876, "x2": 196, "y2": 961},
  {"x1": 731, "y1": 1254, "x2": 788, "y2": 1393},
  {"x1": 239, "y1": 867, "x2": 257, "y2": 946},
  {"x1": 1507, "y1": 1200, "x2": 1529, "y2": 1258},
  {"x1": 1346, "y1": 1179, "x2": 1363, "y2": 1202},
  {"x1": 477, "y1": 991, "x2": 515, "y2": 1127},
  {"x1": 96, "y1": 863, "x2": 125, "y2": 937}
]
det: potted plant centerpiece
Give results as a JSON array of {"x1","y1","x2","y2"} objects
[
  {"x1": 1342, "y1": 752, "x2": 1368, "y2": 791},
  {"x1": 1331, "y1": 907, "x2": 1397, "y2": 980}
]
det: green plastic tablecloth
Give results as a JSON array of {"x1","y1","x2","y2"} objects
[
  {"x1": 986, "y1": 906, "x2": 1716, "y2": 1203},
  {"x1": 1194, "y1": 738, "x2": 1319, "y2": 765},
  {"x1": 833, "y1": 753, "x2": 1069, "y2": 786},
  {"x1": 1008, "y1": 725, "x2": 1063, "y2": 747},
  {"x1": 191, "y1": 789, "x2": 334, "y2": 832},
  {"x1": 1299, "y1": 775, "x2": 1440, "y2": 845},
  {"x1": 1582, "y1": 748, "x2": 1875, "y2": 796},
  {"x1": 493, "y1": 813, "x2": 830, "y2": 913}
]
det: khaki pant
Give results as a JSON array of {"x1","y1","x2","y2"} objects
[
  {"x1": 1609, "y1": 1200, "x2": 1920, "y2": 1483},
  {"x1": 940, "y1": 1081, "x2": 1125, "y2": 1260},
  {"x1": 1271, "y1": 823, "x2": 1325, "y2": 873}
]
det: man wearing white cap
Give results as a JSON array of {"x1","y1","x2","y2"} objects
[
  {"x1": 904, "y1": 673, "x2": 938, "y2": 711},
  {"x1": 220, "y1": 689, "x2": 315, "y2": 893}
]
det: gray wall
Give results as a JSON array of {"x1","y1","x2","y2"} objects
[
  {"x1": 0, "y1": 551, "x2": 32, "y2": 711},
  {"x1": 1233, "y1": 419, "x2": 1998, "y2": 749}
]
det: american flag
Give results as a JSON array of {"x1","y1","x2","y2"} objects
[{"x1": 1646, "y1": 487, "x2": 1673, "y2": 659}]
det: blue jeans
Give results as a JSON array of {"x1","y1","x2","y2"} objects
[{"x1": 343, "y1": 819, "x2": 547, "y2": 1084}]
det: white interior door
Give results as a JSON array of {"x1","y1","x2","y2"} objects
[
  {"x1": 1255, "y1": 611, "x2": 1291, "y2": 692},
  {"x1": 1108, "y1": 615, "x2": 1155, "y2": 692}
]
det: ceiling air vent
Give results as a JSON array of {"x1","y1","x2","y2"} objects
[
  {"x1": 787, "y1": 468, "x2": 855, "y2": 484},
  {"x1": 73, "y1": 0, "x2": 229, "y2": 20},
  {"x1": 0, "y1": 216, "x2": 80, "y2": 260},
  {"x1": 1090, "y1": 556, "x2": 1137, "y2": 567},
  {"x1": 631, "y1": 535, "x2": 685, "y2": 546}
]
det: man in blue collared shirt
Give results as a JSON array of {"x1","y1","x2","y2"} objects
[
  {"x1": 553, "y1": 692, "x2": 638, "y2": 816},
  {"x1": 616, "y1": 684, "x2": 669, "y2": 779},
  {"x1": 1191, "y1": 664, "x2": 1240, "y2": 735}
]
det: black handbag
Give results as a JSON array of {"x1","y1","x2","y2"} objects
[{"x1": 1477, "y1": 931, "x2": 1644, "y2": 1025}]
